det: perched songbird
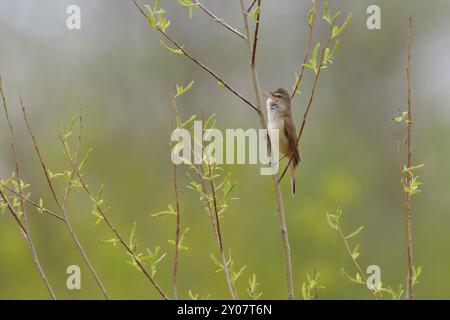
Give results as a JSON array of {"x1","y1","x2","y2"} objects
[{"x1": 265, "y1": 88, "x2": 300, "y2": 195}]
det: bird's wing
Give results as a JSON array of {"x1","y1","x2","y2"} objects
[{"x1": 284, "y1": 116, "x2": 301, "y2": 166}]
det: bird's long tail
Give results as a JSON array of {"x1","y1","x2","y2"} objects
[{"x1": 290, "y1": 161, "x2": 296, "y2": 195}]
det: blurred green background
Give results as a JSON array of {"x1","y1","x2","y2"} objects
[{"x1": 1, "y1": 0, "x2": 449, "y2": 299}]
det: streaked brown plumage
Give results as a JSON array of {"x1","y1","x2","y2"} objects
[{"x1": 265, "y1": 88, "x2": 300, "y2": 195}]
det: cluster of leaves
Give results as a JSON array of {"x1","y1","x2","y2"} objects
[
  {"x1": 120, "y1": 222, "x2": 167, "y2": 277},
  {"x1": 0, "y1": 173, "x2": 30, "y2": 217},
  {"x1": 247, "y1": 273, "x2": 263, "y2": 300},
  {"x1": 302, "y1": 0, "x2": 351, "y2": 75},
  {"x1": 146, "y1": 0, "x2": 170, "y2": 32},
  {"x1": 302, "y1": 271, "x2": 325, "y2": 300},
  {"x1": 1, "y1": 117, "x2": 90, "y2": 218},
  {"x1": 178, "y1": 0, "x2": 199, "y2": 19},
  {"x1": 393, "y1": 110, "x2": 424, "y2": 195},
  {"x1": 211, "y1": 252, "x2": 246, "y2": 295}
]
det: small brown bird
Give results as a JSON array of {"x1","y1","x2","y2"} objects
[{"x1": 265, "y1": 88, "x2": 300, "y2": 195}]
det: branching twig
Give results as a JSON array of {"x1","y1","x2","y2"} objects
[
  {"x1": 20, "y1": 99, "x2": 110, "y2": 300},
  {"x1": 1, "y1": 77, "x2": 57, "y2": 299},
  {"x1": 131, "y1": 0, "x2": 258, "y2": 112},
  {"x1": 207, "y1": 163, "x2": 237, "y2": 300},
  {"x1": 291, "y1": 1, "x2": 317, "y2": 99},
  {"x1": 239, "y1": 0, "x2": 295, "y2": 300},
  {"x1": 336, "y1": 226, "x2": 380, "y2": 300},
  {"x1": 1, "y1": 183, "x2": 66, "y2": 222},
  {"x1": 279, "y1": 28, "x2": 333, "y2": 182},
  {"x1": 187, "y1": 118, "x2": 237, "y2": 299},
  {"x1": 58, "y1": 127, "x2": 169, "y2": 299},
  {"x1": 192, "y1": 0, "x2": 247, "y2": 41}
]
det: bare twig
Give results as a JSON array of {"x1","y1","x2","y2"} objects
[
  {"x1": 251, "y1": 0, "x2": 262, "y2": 67},
  {"x1": 240, "y1": 0, "x2": 295, "y2": 300},
  {"x1": 1, "y1": 77, "x2": 56, "y2": 299},
  {"x1": 20, "y1": 99, "x2": 110, "y2": 300},
  {"x1": 131, "y1": 0, "x2": 258, "y2": 112},
  {"x1": 192, "y1": 0, "x2": 247, "y2": 41},
  {"x1": 246, "y1": 0, "x2": 258, "y2": 13},
  {"x1": 292, "y1": 1, "x2": 317, "y2": 99}
]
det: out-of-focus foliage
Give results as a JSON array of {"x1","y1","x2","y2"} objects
[{"x1": 1, "y1": 0, "x2": 450, "y2": 299}]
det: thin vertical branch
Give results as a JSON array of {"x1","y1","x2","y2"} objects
[
  {"x1": 279, "y1": 29, "x2": 333, "y2": 182},
  {"x1": 207, "y1": 164, "x2": 237, "y2": 300},
  {"x1": 251, "y1": 0, "x2": 262, "y2": 67},
  {"x1": 240, "y1": 0, "x2": 295, "y2": 300},
  {"x1": 292, "y1": 1, "x2": 317, "y2": 99},
  {"x1": 0, "y1": 77, "x2": 56, "y2": 299},
  {"x1": 171, "y1": 94, "x2": 181, "y2": 300},
  {"x1": 313, "y1": 269, "x2": 319, "y2": 300},
  {"x1": 189, "y1": 118, "x2": 237, "y2": 300},
  {"x1": 404, "y1": 16, "x2": 414, "y2": 300},
  {"x1": 20, "y1": 99, "x2": 110, "y2": 300}
]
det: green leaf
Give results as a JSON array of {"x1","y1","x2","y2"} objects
[
  {"x1": 331, "y1": 11, "x2": 341, "y2": 24},
  {"x1": 175, "y1": 81, "x2": 195, "y2": 98},
  {"x1": 252, "y1": 7, "x2": 261, "y2": 22},
  {"x1": 309, "y1": 43, "x2": 321, "y2": 73},
  {"x1": 330, "y1": 39, "x2": 340, "y2": 58},
  {"x1": 323, "y1": 0, "x2": 331, "y2": 25},
  {"x1": 160, "y1": 40, "x2": 184, "y2": 55},
  {"x1": 307, "y1": 1, "x2": 316, "y2": 26},
  {"x1": 129, "y1": 222, "x2": 137, "y2": 253},
  {"x1": 332, "y1": 13, "x2": 352, "y2": 39},
  {"x1": 98, "y1": 237, "x2": 120, "y2": 247},
  {"x1": 345, "y1": 226, "x2": 364, "y2": 239}
]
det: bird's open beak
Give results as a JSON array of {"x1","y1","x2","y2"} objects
[{"x1": 264, "y1": 89, "x2": 275, "y2": 99}]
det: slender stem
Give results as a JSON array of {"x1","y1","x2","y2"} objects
[
  {"x1": 131, "y1": 0, "x2": 258, "y2": 112},
  {"x1": 337, "y1": 227, "x2": 379, "y2": 300},
  {"x1": 313, "y1": 269, "x2": 319, "y2": 300},
  {"x1": 279, "y1": 29, "x2": 333, "y2": 182},
  {"x1": 20, "y1": 99, "x2": 110, "y2": 300},
  {"x1": 192, "y1": 0, "x2": 247, "y2": 41},
  {"x1": 292, "y1": 1, "x2": 317, "y2": 99},
  {"x1": 0, "y1": 77, "x2": 56, "y2": 299},
  {"x1": 251, "y1": 0, "x2": 262, "y2": 67},
  {"x1": 240, "y1": 0, "x2": 295, "y2": 300},
  {"x1": 189, "y1": 119, "x2": 237, "y2": 299},
  {"x1": 1, "y1": 183, "x2": 66, "y2": 222},
  {"x1": 171, "y1": 94, "x2": 181, "y2": 300},
  {"x1": 208, "y1": 164, "x2": 237, "y2": 300},
  {"x1": 246, "y1": 0, "x2": 257, "y2": 13},
  {"x1": 61, "y1": 142, "x2": 169, "y2": 300},
  {"x1": 404, "y1": 16, "x2": 414, "y2": 300}
]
